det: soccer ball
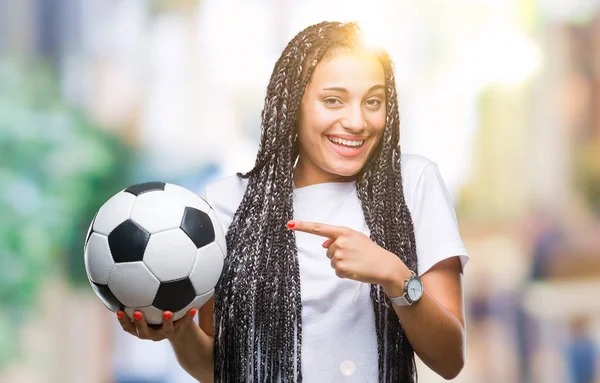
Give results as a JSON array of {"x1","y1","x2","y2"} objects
[{"x1": 84, "y1": 181, "x2": 225, "y2": 325}]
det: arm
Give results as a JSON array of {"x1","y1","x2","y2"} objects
[
  {"x1": 168, "y1": 298, "x2": 216, "y2": 382},
  {"x1": 287, "y1": 220, "x2": 467, "y2": 380},
  {"x1": 381, "y1": 256, "x2": 466, "y2": 380}
]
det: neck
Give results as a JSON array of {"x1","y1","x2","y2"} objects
[{"x1": 293, "y1": 157, "x2": 356, "y2": 188}]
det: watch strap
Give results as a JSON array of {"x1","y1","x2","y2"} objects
[
  {"x1": 388, "y1": 294, "x2": 411, "y2": 307},
  {"x1": 386, "y1": 270, "x2": 417, "y2": 307}
]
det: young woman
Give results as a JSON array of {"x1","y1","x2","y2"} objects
[{"x1": 117, "y1": 21, "x2": 469, "y2": 383}]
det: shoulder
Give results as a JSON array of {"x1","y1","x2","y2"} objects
[
  {"x1": 200, "y1": 174, "x2": 248, "y2": 230},
  {"x1": 201, "y1": 173, "x2": 248, "y2": 200},
  {"x1": 400, "y1": 153, "x2": 435, "y2": 179},
  {"x1": 400, "y1": 153, "x2": 437, "y2": 208},
  {"x1": 200, "y1": 173, "x2": 248, "y2": 208}
]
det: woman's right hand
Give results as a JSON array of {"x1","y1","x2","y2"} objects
[{"x1": 116, "y1": 309, "x2": 197, "y2": 342}]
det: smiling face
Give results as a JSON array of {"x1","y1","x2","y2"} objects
[{"x1": 293, "y1": 49, "x2": 387, "y2": 187}]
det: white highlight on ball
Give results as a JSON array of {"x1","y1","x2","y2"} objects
[{"x1": 340, "y1": 360, "x2": 356, "y2": 376}]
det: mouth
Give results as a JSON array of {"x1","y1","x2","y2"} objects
[
  {"x1": 327, "y1": 136, "x2": 365, "y2": 149},
  {"x1": 326, "y1": 135, "x2": 367, "y2": 158}
]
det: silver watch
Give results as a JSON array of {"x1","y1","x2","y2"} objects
[{"x1": 387, "y1": 271, "x2": 423, "y2": 306}]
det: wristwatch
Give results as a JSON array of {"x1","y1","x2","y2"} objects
[{"x1": 387, "y1": 271, "x2": 423, "y2": 306}]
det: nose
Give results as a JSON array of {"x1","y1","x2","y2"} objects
[{"x1": 340, "y1": 105, "x2": 367, "y2": 132}]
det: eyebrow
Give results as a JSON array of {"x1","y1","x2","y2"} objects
[{"x1": 322, "y1": 84, "x2": 385, "y2": 93}]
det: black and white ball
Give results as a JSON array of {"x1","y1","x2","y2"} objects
[{"x1": 84, "y1": 182, "x2": 225, "y2": 325}]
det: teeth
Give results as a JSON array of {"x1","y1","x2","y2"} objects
[{"x1": 329, "y1": 137, "x2": 364, "y2": 147}]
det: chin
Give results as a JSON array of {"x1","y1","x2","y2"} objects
[{"x1": 327, "y1": 162, "x2": 364, "y2": 178}]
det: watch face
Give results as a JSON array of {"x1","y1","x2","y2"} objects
[{"x1": 407, "y1": 277, "x2": 423, "y2": 301}]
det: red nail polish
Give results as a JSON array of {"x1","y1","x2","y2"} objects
[
  {"x1": 134, "y1": 312, "x2": 142, "y2": 321},
  {"x1": 190, "y1": 309, "x2": 197, "y2": 317},
  {"x1": 163, "y1": 311, "x2": 172, "y2": 320},
  {"x1": 287, "y1": 221, "x2": 295, "y2": 229},
  {"x1": 116, "y1": 311, "x2": 124, "y2": 319}
]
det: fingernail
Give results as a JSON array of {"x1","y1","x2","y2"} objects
[
  {"x1": 163, "y1": 311, "x2": 172, "y2": 320},
  {"x1": 287, "y1": 221, "x2": 295, "y2": 229},
  {"x1": 116, "y1": 311, "x2": 124, "y2": 319},
  {"x1": 190, "y1": 309, "x2": 197, "y2": 317},
  {"x1": 134, "y1": 312, "x2": 142, "y2": 321}
]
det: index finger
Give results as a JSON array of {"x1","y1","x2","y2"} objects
[{"x1": 287, "y1": 220, "x2": 348, "y2": 239}]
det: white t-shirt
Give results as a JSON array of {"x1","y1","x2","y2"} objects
[{"x1": 200, "y1": 153, "x2": 469, "y2": 382}]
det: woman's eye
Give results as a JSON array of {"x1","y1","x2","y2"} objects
[
  {"x1": 323, "y1": 98, "x2": 342, "y2": 105},
  {"x1": 366, "y1": 99, "x2": 382, "y2": 107}
]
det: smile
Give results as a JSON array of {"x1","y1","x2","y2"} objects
[
  {"x1": 326, "y1": 136, "x2": 367, "y2": 158},
  {"x1": 327, "y1": 136, "x2": 364, "y2": 148}
]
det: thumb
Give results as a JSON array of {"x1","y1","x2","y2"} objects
[{"x1": 322, "y1": 238, "x2": 334, "y2": 248}]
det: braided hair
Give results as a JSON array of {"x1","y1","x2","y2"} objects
[{"x1": 213, "y1": 21, "x2": 419, "y2": 382}]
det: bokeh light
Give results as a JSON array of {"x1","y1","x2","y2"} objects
[{"x1": 2, "y1": 0, "x2": 600, "y2": 382}]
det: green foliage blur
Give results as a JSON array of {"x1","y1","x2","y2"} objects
[{"x1": 0, "y1": 59, "x2": 132, "y2": 368}]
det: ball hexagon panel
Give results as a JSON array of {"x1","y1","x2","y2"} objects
[
  {"x1": 124, "y1": 181, "x2": 166, "y2": 196},
  {"x1": 164, "y1": 183, "x2": 211, "y2": 212},
  {"x1": 93, "y1": 192, "x2": 136, "y2": 235},
  {"x1": 85, "y1": 233, "x2": 114, "y2": 285},
  {"x1": 181, "y1": 207, "x2": 215, "y2": 249},
  {"x1": 90, "y1": 280, "x2": 123, "y2": 312},
  {"x1": 152, "y1": 277, "x2": 197, "y2": 312},
  {"x1": 171, "y1": 290, "x2": 214, "y2": 321},
  {"x1": 108, "y1": 262, "x2": 160, "y2": 307},
  {"x1": 130, "y1": 191, "x2": 185, "y2": 234},
  {"x1": 189, "y1": 242, "x2": 224, "y2": 295},
  {"x1": 108, "y1": 219, "x2": 150, "y2": 263},
  {"x1": 209, "y1": 209, "x2": 227, "y2": 255},
  {"x1": 143, "y1": 229, "x2": 197, "y2": 282}
]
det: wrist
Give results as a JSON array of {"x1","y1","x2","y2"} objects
[{"x1": 381, "y1": 256, "x2": 413, "y2": 297}]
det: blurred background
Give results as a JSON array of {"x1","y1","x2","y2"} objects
[{"x1": 1, "y1": 0, "x2": 600, "y2": 382}]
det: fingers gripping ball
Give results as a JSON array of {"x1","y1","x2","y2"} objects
[{"x1": 84, "y1": 182, "x2": 226, "y2": 326}]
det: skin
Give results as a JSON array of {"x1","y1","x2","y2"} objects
[
  {"x1": 293, "y1": 50, "x2": 387, "y2": 188},
  {"x1": 115, "y1": 50, "x2": 466, "y2": 382}
]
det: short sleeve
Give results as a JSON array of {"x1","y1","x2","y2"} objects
[
  {"x1": 195, "y1": 174, "x2": 248, "y2": 235},
  {"x1": 410, "y1": 162, "x2": 469, "y2": 276}
]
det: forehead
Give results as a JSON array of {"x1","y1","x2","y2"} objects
[{"x1": 309, "y1": 50, "x2": 385, "y2": 89}]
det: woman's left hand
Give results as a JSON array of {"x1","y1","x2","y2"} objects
[{"x1": 287, "y1": 220, "x2": 409, "y2": 288}]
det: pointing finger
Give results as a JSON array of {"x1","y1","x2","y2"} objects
[{"x1": 287, "y1": 220, "x2": 348, "y2": 239}]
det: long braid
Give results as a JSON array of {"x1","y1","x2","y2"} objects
[
  {"x1": 357, "y1": 51, "x2": 419, "y2": 382},
  {"x1": 214, "y1": 21, "x2": 419, "y2": 382}
]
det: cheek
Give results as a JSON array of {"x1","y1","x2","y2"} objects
[
  {"x1": 369, "y1": 113, "x2": 387, "y2": 139},
  {"x1": 298, "y1": 103, "x2": 338, "y2": 138}
]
